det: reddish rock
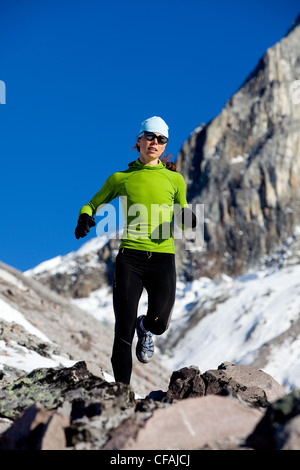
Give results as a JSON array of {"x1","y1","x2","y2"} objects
[
  {"x1": 0, "y1": 403, "x2": 69, "y2": 450},
  {"x1": 104, "y1": 395, "x2": 263, "y2": 450}
]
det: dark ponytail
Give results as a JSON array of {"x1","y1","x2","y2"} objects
[{"x1": 160, "y1": 155, "x2": 177, "y2": 172}]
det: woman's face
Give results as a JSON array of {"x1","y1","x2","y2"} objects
[{"x1": 138, "y1": 133, "x2": 167, "y2": 161}]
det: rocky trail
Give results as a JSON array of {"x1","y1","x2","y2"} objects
[{"x1": 0, "y1": 360, "x2": 299, "y2": 451}]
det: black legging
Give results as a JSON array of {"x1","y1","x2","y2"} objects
[{"x1": 111, "y1": 248, "x2": 176, "y2": 384}]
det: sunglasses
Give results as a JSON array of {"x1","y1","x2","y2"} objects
[{"x1": 143, "y1": 131, "x2": 169, "y2": 144}]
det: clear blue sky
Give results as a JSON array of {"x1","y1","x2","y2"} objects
[{"x1": 0, "y1": 0, "x2": 299, "y2": 272}]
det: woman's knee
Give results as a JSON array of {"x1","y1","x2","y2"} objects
[{"x1": 147, "y1": 316, "x2": 170, "y2": 335}]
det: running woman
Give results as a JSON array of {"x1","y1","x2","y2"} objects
[{"x1": 75, "y1": 116, "x2": 196, "y2": 385}]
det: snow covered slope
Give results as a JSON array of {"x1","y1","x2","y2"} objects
[
  {"x1": 161, "y1": 266, "x2": 300, "y2": 391},
  {"x1": 72, "y1": 263, "x2": 300, "y2": 392},
  {"x1": 0, "y1": 265, "x2": 75, "y2": 374}
]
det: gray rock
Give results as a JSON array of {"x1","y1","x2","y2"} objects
[{"x1": 0, "y1": 361, "x2": 134, "y2": 421}]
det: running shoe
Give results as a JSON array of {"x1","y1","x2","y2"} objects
[{"x1": 136, "y1": 315, "x2": 154, "y2": 363}]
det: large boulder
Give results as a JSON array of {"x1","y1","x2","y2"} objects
[
  {"x1": 203, "y1": 362, "x2": 286, "y2": 408},
  {"x1": 103, "y1": 395, "x2": 263, "y2": 450}
]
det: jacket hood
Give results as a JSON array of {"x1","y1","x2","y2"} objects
[{"x1": 128, "y1": 158, "x2": 166, "y2": 170}]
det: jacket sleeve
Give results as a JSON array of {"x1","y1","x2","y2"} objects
[
  {"x1": 78, "y1": 172, "x2": 123, "y2": 217},
  {"x1": 173, "y1": 173, "x2": 197, "y2": 229},
  {"x1": 173, "y1": 173, "x2": 188, "y2": 209}
]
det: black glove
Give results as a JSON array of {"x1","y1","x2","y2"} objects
[
  {"x1": 177, "y1": 207, "x2": 197, "y2": 229},
  {"x1": 75, "y1": 213, "x2": 96, "y2": 239}
]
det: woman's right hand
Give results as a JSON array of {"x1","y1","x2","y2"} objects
[{"x1": 75, "y1": 213, "x2": 96, "y2": 239}]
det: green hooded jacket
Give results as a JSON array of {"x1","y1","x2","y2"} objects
[{"x1": 78, "y1": 158, "x2": 189, "y2": 254}]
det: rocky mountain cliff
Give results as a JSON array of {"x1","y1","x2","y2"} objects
[{"x1": 176, "y1": 14, "x2": 300, "y2": 280}]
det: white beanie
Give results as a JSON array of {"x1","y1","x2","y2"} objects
[{"x1": 138, "y1": 116, "x2": 169, "y2": 139}]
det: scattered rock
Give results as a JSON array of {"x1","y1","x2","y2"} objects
[{"x1": 0, "y1": 361, "x2": 297, "y2": 450}]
